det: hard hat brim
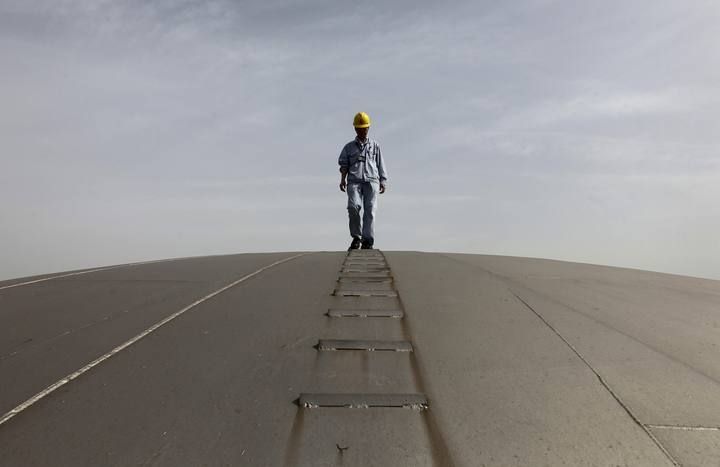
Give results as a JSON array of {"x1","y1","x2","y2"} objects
[{"x1": 353, "y1": 123, "x2": 371, "y2": 128}]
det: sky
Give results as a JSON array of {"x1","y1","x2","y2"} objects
[{"x1": 1, "y1": 0, "x2": 719, "y2": 281}]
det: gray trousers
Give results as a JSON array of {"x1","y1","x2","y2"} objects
[{"x1": 347, "y1": 181, "x2": 379, "y2": 244}]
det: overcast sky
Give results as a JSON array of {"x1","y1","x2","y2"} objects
[{"x1": 1, "y1": 0, "x2": 719, "y2": 281}]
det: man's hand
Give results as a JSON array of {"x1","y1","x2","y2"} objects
[
  {"x1": 379, "y1": 183, "x2": 386, "y2": 194},
  {"x1": 340, "y1": 179, "x2": 347, "y2": 192}
]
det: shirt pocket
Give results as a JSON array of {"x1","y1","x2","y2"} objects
[{"x1": 348, "y1": 149, "x2": 362, "y2": 166}]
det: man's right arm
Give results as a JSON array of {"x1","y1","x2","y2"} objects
[{"x1": 338, "y1": 146, "x2": 349, "y2": 192}]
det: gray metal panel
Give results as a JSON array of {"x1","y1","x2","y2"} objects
[
  {"x1": 317, "y1": 339, "x2": 413, "y2": 351},
  {"x1": 299, "y1": 393, "x2": 428, "y2": 409},
  {"x1": 6, "y1": 250, "x2": 714, "y2": 466},
  {"x1": 649, "y1": 427, "x2": 720, "y2": 467}
]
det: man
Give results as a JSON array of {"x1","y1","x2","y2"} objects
[{"x1": 338, "y1": 111, "x2": 388, "y2": 250}]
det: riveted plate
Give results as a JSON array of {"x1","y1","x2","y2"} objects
[
  {"x1": 344, "y1": 261, "x2": 387, "y2": 265},
  {"x1": 344, "y1": 266, "x2": 388, "y2": 271},
  {"x1": 317, "y1": 339, "x2": 413, "y2": 351},
  {"x1": 338, "y1": 277, "x2": 392, "y2": 283},
  {"x1": 339, "y1": 271, "x2": 392, "y2": 278},
  {"x1": 299, "y1": 393, "x2": 428, "y2": 410},
  {"x1": 334, "y1": 290, "x2": 398, "y2": 297},
  {"x1": 342, "y1": 268, "x2": 391, "y2": 273},
  {"x1": 326, "y1": 309, "x2": 404, "y2": 318}
]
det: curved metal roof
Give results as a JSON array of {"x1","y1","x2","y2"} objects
[{"x1": 1, "y1": 251, "x2": 718, "y2": 466}]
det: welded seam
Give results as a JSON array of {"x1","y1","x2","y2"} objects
[
  {"x1": 646, "y1": 424, "x2": 720, "y2": 431},
  {"x1": 382, "y1": 251, "x2": 456, "y2": 467},
  {"x1": 437, "y1": 254, "x2": 720, "y2": 388},
  {"x1": 512, "y1": 292, "x2": 679, "y2": 466},
  {"x1": 0, "y1": 308, "x2": 130, "y2": 361},
  {"x1": 0, "y1": 253, "x2": 310, "y2": 427},
  {"x1": 0, "y1": 256, "x2": 206, "y2": 290}
]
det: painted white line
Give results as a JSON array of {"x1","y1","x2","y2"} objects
[
  {"x1": 0, "y1": 257, "x2": 196, "y2": 291},
  {"x1": 0, "y1": 252, "x2": 309, "y2": 427}
]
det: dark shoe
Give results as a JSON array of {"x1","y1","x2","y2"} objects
[
  {"x1": 361, "y1": 241, "x2": 374, "y2": 250},
  {"x1": 348, "y1": 238, "x2": 362, "y2": 251}
]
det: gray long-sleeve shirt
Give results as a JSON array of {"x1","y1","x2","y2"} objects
[{"x1": 338, "y1": 137, "x2": 388, "y2": 184}]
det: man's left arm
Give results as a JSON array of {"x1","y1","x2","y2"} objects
[{"x1": 377, "y1": 143, "x2": 388, "y2": 194}]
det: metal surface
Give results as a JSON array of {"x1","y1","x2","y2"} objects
[
  {"x1": 0, "y1": 250, "x2": 718, "y2": 466},
  {"x1": 317, "y1": 339, "x2": 413, "y2": 352}
]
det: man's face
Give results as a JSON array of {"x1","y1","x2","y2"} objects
[{"x1": 355, "y1": 126, "x2": 369, "y2": 140}]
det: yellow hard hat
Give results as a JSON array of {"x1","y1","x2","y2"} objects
[{"x1": 353, "y1": 112, "x2": 371, "y2": 128}]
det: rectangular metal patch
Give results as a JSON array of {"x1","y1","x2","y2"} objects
[
  {"x1": 341, "y1": 268, "x2": 391, "y2": 273},
  {"x1": 317, "y1": 339, "x2": 413, "y2": 352},
  {"x1": 344, "y1": 265, "x2": 387, "y2": 270},
  {"x1": 299, "y1": 393, "x2": 428, "y2": 410},
  {"x1": 334, "y1": 290, "x2": 398, "y2": 297},
  {"x1": 326, "y1": 309, "x2": 404, "y2": 318},
  {"x1": 339, "y1": 271, "x2": 392, "y2": 278},
  {"x1": 338, "y1": 278, "x2": 393, "y2": 284}
]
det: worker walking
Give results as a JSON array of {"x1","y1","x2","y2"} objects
[{"x1": 338, "y1": 112, "x2": 388, "y2": 250}]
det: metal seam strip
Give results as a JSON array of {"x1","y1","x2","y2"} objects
[
  {"x1": 299, "y1": 393, "x2": 428, "y2": 409},
  {"x1": 317, "y1": 339, "x2": 413, "y2": 351},
  {"x1": 326, "y1": 309, "x2": 404, "y2": 318},
  {"x1": 0, "y1": 257, "x2": 201, "y2": 291}
]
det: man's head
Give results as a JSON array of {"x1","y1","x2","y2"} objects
[{"x1": 353, "y1": 112, "x2": 371, "y2": 140}]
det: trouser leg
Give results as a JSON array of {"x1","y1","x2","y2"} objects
[
  {"x1": 346, "y1": 183, "x2": 362, "y2": 240},
  {"x1": 361, "y1": 181, "x2": 379, "y2": 245}
]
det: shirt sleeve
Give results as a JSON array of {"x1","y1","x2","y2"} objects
[
  {"x1": 338, "y1": 145, "x2": 349, "y2": 172},
  {"x1": 377, "y1": 143, "x2": 388, "y2": 182}
]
